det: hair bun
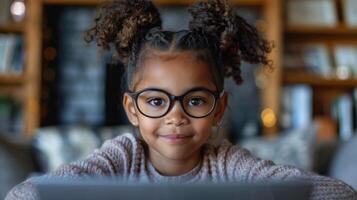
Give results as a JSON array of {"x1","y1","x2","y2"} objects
[
  {"x1": 188, "y1": 0, "x2": 230, "y2": 35},
  {"x1": 85, "y1": 0, "x2": 162, "y2": 64},
  {"x1": 188, "y1": 0, "x2": 272, "y2": 84}
]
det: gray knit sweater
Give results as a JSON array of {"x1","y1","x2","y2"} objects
[{"x1": 5, "y1": 133, "x2": 357, "y2": 200}]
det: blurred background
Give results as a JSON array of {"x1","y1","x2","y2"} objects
[{"x1": 1, "y1": 0, "x2": 357, "y2": 198}]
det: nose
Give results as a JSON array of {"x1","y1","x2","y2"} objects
[{"x1": 164, "y1": 100, "x2": 188, "y2": 126}]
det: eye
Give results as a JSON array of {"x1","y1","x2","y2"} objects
[
  {"x1": 147, "y1": 97, "x2": 166, "y2": 107},
  {"x1": 188, "y1": 97, "x2": 206, "y2": 106}
]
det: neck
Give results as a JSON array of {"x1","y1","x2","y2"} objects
[{"x1": 148, "y1": 148, "x2": 202, "y2": 176}]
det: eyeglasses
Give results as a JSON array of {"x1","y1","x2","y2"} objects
[{"x1": 127, "y1": 87, "x2": 224, "y2": 118}]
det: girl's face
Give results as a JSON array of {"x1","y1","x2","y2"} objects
[{"x1": 123, "y1": 51, "x2": 227, "y2": 163}]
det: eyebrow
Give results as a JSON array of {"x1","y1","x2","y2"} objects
[{"x1": 132, "y1": 86, "x2": 217, "y2": 95}]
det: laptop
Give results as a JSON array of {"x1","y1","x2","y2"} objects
[{"x1": 35, "y1": 177, "x2": 312, "y2": 200}]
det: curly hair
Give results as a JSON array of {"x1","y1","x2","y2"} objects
[{"x1": 85, "y1": 0, "x2": 273, "y2": 91}]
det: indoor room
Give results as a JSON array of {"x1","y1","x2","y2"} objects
[{"x1": 1, "y1": 0, "x2": 357, "y2": 199}]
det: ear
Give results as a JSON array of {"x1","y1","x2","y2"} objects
[
  {"x1": 123, "y1": 93, "x2": 139, "y2": 126},
  {"x1": 213, "y1": 92, "x2": 228, "y2": 125}
]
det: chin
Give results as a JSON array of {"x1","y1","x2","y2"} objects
[{"x1": 160, "y1": 146, "x2": 198, "y2": 161}]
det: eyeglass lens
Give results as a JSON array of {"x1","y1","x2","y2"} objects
[{"x1": 136, "y1": 90, "x2": 216, "y2": 118}]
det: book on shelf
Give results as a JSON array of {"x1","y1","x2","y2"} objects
[
  {"x1": 281, "y1": 87, "x2": 293, "y2": 129},
  {"x1": 281, "y1": 85, "x2": 313, "y2": 130},
  {"x1": 342, "y1": 0, "x2": 357, "y2": 27},
  {"x1": 334, "y1": 45, "x2": 357, "y2": 79},
  {"x1": 0, "y1": 97, "x2": 23, "y2": 137},
  {"x1": 286, "y1": 0, "x2": 337, "y2": 27},
  {"x1": 284, "y1": 43, "x2": 333, "y2": 77},
  {"x1": 354, "y1": 89, "x2": 357, "y2": 137},
  {"x1": 0, "y1": 34, "x2": 24, "y2": 74},
  {"x1": 331, "y1": 94, "x2": 354, "y2": 141},
  {"x1": 283, "y1": 43, "x2": 306, "y2": 70}
]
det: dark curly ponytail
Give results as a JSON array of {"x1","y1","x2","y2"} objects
[
  {"x1": 85, "y1": 0, "x2": 273, "y2": 91},
  {"x1": 85, "y1": 0, "x2": 162, "y2": 65},
  {"x1": 189, "y1": 0, "x2": 273, "y2": 84}
]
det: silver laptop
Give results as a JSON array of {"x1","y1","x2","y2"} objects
[{"x1": 35, "y1": 177, "x2": 312, "y2": 200}]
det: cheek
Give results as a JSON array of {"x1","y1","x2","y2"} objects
[
  {"x1": 192, "y1": 118, "x2": 214, "y2": 137},
  {"x1": 137, "y1": 117, "x2": 160, "y2": 138}
]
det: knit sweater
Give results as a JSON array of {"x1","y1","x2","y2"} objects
[{"x1": 5, "y1": 133, "x2": 357, "y2": 200}]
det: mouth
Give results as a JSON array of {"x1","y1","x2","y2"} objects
[{"x1": 158, "y1": 133, "x2": 194, "y2": 144}]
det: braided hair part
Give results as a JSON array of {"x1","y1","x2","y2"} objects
[{"x1": 85, "y1": 0, "x2": 273, "y2": 91}]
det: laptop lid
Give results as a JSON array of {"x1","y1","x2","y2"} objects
[{"x1": 35, "y1": 178, "x2": 311, "y2": 200}]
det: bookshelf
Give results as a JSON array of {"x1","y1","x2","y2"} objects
[
  {"x1": 282, "y1": 0, "x2": 357, "y2": 140},
  {"x1": 286, "y1": 25, "x2": 357, "y2": 36},
  {"x1": 0, "y1": 0, "x2": 282, "y2": 138},
  {"x1": 0, "y1": 0, "x2": 42, "y2": 139},
  {"x1": 0, "y1": 74, "x2": 25, "y2": 85},
  {"x1": 0, "y1": 22, "x2": 25, "y2": 33},
  {"x1": 283, "y1": 71, "x2": 357, "y2": 88}
]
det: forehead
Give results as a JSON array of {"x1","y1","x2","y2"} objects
[{"x1": 134, "y1": 51, "x2": 216, "y2": 94}]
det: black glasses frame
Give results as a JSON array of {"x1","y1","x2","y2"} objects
[{"x1": 127, "y1": 87, "x2": 223, "y2": 118}]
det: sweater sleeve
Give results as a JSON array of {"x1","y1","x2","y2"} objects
[
  {"x1": 225, "y1": 145, "x2": 357, "y2": 200},
  {"x1": 5, "y1": 134, "x2": 137, "y2": 200}
]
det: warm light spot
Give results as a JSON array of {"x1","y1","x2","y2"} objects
[
  {"x1": 336, "y1": 65, "x2": 351, "y2": 80},
  {"x1": 261, "y1": 108, "x2": 277, "y2": 128},
  {"x1": 10, "y1": 0, "x2": 26, "y2": 22}
]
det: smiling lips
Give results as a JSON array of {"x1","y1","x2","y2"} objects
[{"x1": 158, "y1": 133, "x2": 194, "y2": 144}]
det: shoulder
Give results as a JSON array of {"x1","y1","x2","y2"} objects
[
  {"x1": 94, "y1": 133, "x2": 145, "y2": 165},
  {"x1": 206, "y1": 139, "x2": 258, "y2": 164},
  {"x1": 101, "y1": 133, "x2": 142, "y2": 151},
  {"x1": 53, "y1": 133, "x2": 145, "y2": 177},
  {"x1": 206, "y1": 140, "x2": 301, "y2": 181},
  {"x1": 204, "y1": 140, "x2": 262, "y2": 180},
  {"x1": 208, "y1": 140, "x2": 306, "y2": 180},
  {"x1": 97, "y1": 133, "x2": 148, "y2": 159},
  {"x1": 5, "y1": 134, "x2": 145, "y2": 200}
]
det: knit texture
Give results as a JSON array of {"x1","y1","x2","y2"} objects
[{"x1": 6, "y1": 133, "x2": 357, "y2": 200}]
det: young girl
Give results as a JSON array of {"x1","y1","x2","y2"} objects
[{"x1": 6, "y1": 0, "x2": 357, "y2": 199}]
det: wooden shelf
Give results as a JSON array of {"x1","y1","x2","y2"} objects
[
  {"x1": 285, "y1": 25, "x2": 357, "y2": 36},
  {"x1": 282, "y1": 71, "x2": 357, "y2": 88},
  {"x1": 42, "y1": 0, "x2": 265, "y2": 6},
  {"x1": 0, "y1": 22, "x2": 25, "y2": 33},
  {"x1": 0, "y1": 85, "x2": 24, "y2": 102},
  {"x1": 0, "y1": 74, "x2": 25, "y2": 85}
]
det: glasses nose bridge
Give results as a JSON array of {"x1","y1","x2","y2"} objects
[{"x1": 168, "y1": 94, "x2": 186, "y2": 112}]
